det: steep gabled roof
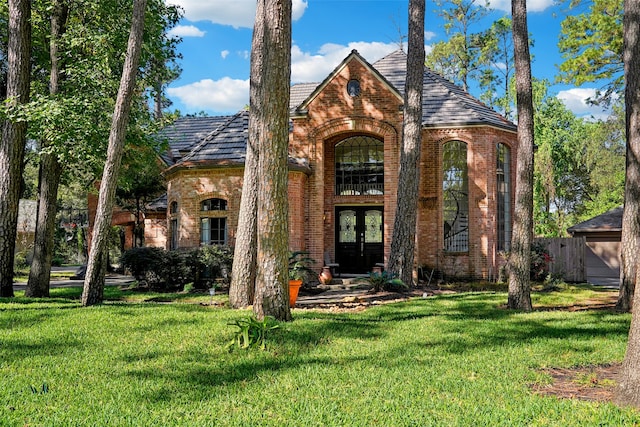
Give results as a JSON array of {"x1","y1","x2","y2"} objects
[
  {"x1": 289, "y1": 49, "x2": 516, "y2": 132},
  {"x1": 567, "y1": 206, "x2": 623, "y2": 234},
  {"x1": 292, "y1": 49, "x2": 403, "y2": 114}
]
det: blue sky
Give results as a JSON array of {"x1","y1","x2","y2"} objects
[{"x1": 164, "y1": 0, "x2": 612, "y2": 120}]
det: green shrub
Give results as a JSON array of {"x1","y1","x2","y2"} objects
[
  {"x1": 197, "y1": 245, "x2": 233, "y2": 287},
  {"x1": 120, "y1": 246, "x2": 234, "y2": 290},
  {"x1": 120, "y1": 247, "x2": 167, "y2": 285},
  {"x1": 13, "y1": 250, "x2": 29, "y2": 270},
  {"x1": 160, "y1": 249, "x2": 195, "y2": 289},
  {"x1": 366, "y1": 271, "x2": 408, "y2": 293},
  {"x1": 530, "y1": 241, "x2": 553, "y2": 282}
]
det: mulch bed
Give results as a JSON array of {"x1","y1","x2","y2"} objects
[{"x1": 532, "y1": 364, "x2": 620, "y2": 403}]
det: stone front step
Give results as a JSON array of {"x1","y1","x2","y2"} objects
[{"x1": 317, "y1": 276, "x2": 370, "y2": 291}]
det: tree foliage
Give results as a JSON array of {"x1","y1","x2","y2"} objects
[
  {"x1": 427, "y1": 0, "x2": 488, "y2": 92},
  {"x1": 558, "y1": 0, "x2": 623, "y2": 103},
  {"x1": 477, "y1": 17, "x2": 515, "y2": 119},
  {"x1": 533, "y1": 96, "x2": 592, "y2": 236},
  {"x1": 115, "y1": 144, "x2": 167, "y2": 248}
]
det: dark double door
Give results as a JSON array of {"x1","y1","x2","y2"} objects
[{"x1": 335, "y1": 206, "x2": 384, "y2": 274}]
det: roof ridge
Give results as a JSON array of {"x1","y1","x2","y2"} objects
[{"x1": 180, "y1": 110, "x2": 248, "y2": 163}]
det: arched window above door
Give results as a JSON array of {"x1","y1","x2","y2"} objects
[{"x1": 335, "y1": 135, "x2": 384, "y2": 196}]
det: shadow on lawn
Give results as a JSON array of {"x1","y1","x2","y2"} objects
[{"x1": 125, "y1": 298, "x2": 630, "y2": 406}]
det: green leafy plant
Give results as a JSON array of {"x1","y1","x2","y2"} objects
[
  {"x1": 227, "y1": 316, "x2": 280, "y2": 351},
  {"x1": 530, "y1": 241, "x2": 553, "y2": 282},
  {"x1": 288, "y1": 251, "x2": 316, "y2": 283},
  {"x1": 366, "y1": 271, "x2": 408, "y2": 293}
]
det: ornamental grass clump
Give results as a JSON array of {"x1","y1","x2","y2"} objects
[{"x1": 227, "y1": 315, "x2": 280, "y2": 351}]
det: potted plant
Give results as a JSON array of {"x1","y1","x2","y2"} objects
[{"x1": 288, "y1": 251, "x2": 315, "y2": 307}]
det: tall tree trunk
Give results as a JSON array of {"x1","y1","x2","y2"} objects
[
  {"x1": 229, "y1": 0, "x2": 264, "y2": 308},
  {"x1": 618, "y1": 0, "x2": 640, "y2": 313},
  {"x1": 229, "y1": 136, "x2": 258, "y2": 307},
  {"x1": 615, "y1": 0, "x2": 640, "y2": 408},
  {"x1": 0, "y1": 0, "x2": 31, "y2": 297},
  {"x1": 388, "y1": 0, "x2": 425, "y2": 286},
  {"x1": 82, "y1": 0, "x2": 147, "y2": 306},
  {"x1": 252, "y1": 0, "x2": 292, "y2": 321},
  {"x1": 25, "y1": 0, "x2": 68, "y2": 298},
  {"x1": 506, "y1": 0, "x2": 534, "y2": 311}
]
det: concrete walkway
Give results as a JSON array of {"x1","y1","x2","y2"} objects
[{"x1": 13, "y1": 266, "x2": 135, "y2": 290}]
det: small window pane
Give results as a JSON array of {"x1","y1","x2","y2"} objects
[
  {"x1": 201, "y1": 198, "x2": 227, "y2": 211},
  {"x1": 170, "y1": 218, "x2": 178, "y2": 250},
  {"x1": 200, "y1": 217, "x2": 226, "y2": 245},
  {"x1": 339, "y1": 210, "x2": 357, "y2": 243}
]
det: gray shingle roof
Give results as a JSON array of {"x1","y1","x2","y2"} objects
[
  {"x1": 156, "y1": 115, "x2": 232, "y2": 165},
  {"x1": 162, "y1": 49, "x2": 515, "y2": 169},
  {"x1": 290, "y1": 83, "x2": 319, "y2": 111},
  {"x1": 290, "y1": 49, "x2": 516, "y2": 131},
  {"x1": 567, "y1": 206, "x2": 623, "y2": 234},
  {"x1": 178, "y1": 110, "x2": 249, "y2": 166}
]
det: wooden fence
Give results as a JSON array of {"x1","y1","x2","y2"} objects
[{"x1": 534, "y1": 237, "x2": 586, "y2": 282}]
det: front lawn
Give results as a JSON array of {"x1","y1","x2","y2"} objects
[{"x1": 0, "y1": 285, "x2": 637, "y2": 426}]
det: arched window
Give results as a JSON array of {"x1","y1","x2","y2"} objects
[
  {"x1": 335, "y1": 135, "x2": 384, "y2": 195},
  {"x1": 443, "y1": 140, "x2": 469, "y2": 252},
  {"x1": 200, "y1": 198, "x2": 227, "y2": 245},
  {"x1": 496, "y1": 143, "x2": 511, "y2": 251},
  {"x1": 169, "y1": 201, "x2": 179, "y2": 250},
  {"x1": 201, "y1": 198, "x2": 227, "y2": 211}
]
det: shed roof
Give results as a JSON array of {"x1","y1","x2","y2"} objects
[{"x1": 567, "y1": 206, "x2": 623, "y2": 234}]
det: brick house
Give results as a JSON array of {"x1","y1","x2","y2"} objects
[{"x1": 112, "y1": 49, "x2": 517, "y2": 280}]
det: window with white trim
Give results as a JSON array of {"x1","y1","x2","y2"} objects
[{"x1": 200, "y1": 198, "x2": 227, "y2": 245}]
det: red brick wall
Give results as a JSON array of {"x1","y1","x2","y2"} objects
[
  {"x1": 288, "y1": 55, "x2": 518, "y2": 280},
  {"x1": 105, "y1": 55, "x2": 518, "y2": 281}
]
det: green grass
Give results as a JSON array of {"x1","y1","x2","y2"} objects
[{"x1": 1, "y1": 285, "x2": 638, "y2": 426}]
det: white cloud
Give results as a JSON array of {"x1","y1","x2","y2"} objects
[
  {"x1": 556, "y1": 88, "x2": 613, "y2": 120},
  {"x1": 291, "y1": 41, "x2": 398, "y2": 83},
  {"x1": 167, "y1": 25, "x2": 205, "y2": 38},
  {"x1": 488, "y1": 0, "x2": 554, "y2": 12},
  {"x1": 221, "y1": 50, "x2": 229, "y2": 59},
  {"x1": 167, "y1": 0, "x2": 308, "y2": 29},
  {"x1": 167, "y1": 78, "x2": 249, "y2": 113},
  {"x1": 424, "y1": 31, "x2": 437, "y2": 41},
  {"x1": 168, "y1": 41, "x2": 398, "y2": 113}
]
